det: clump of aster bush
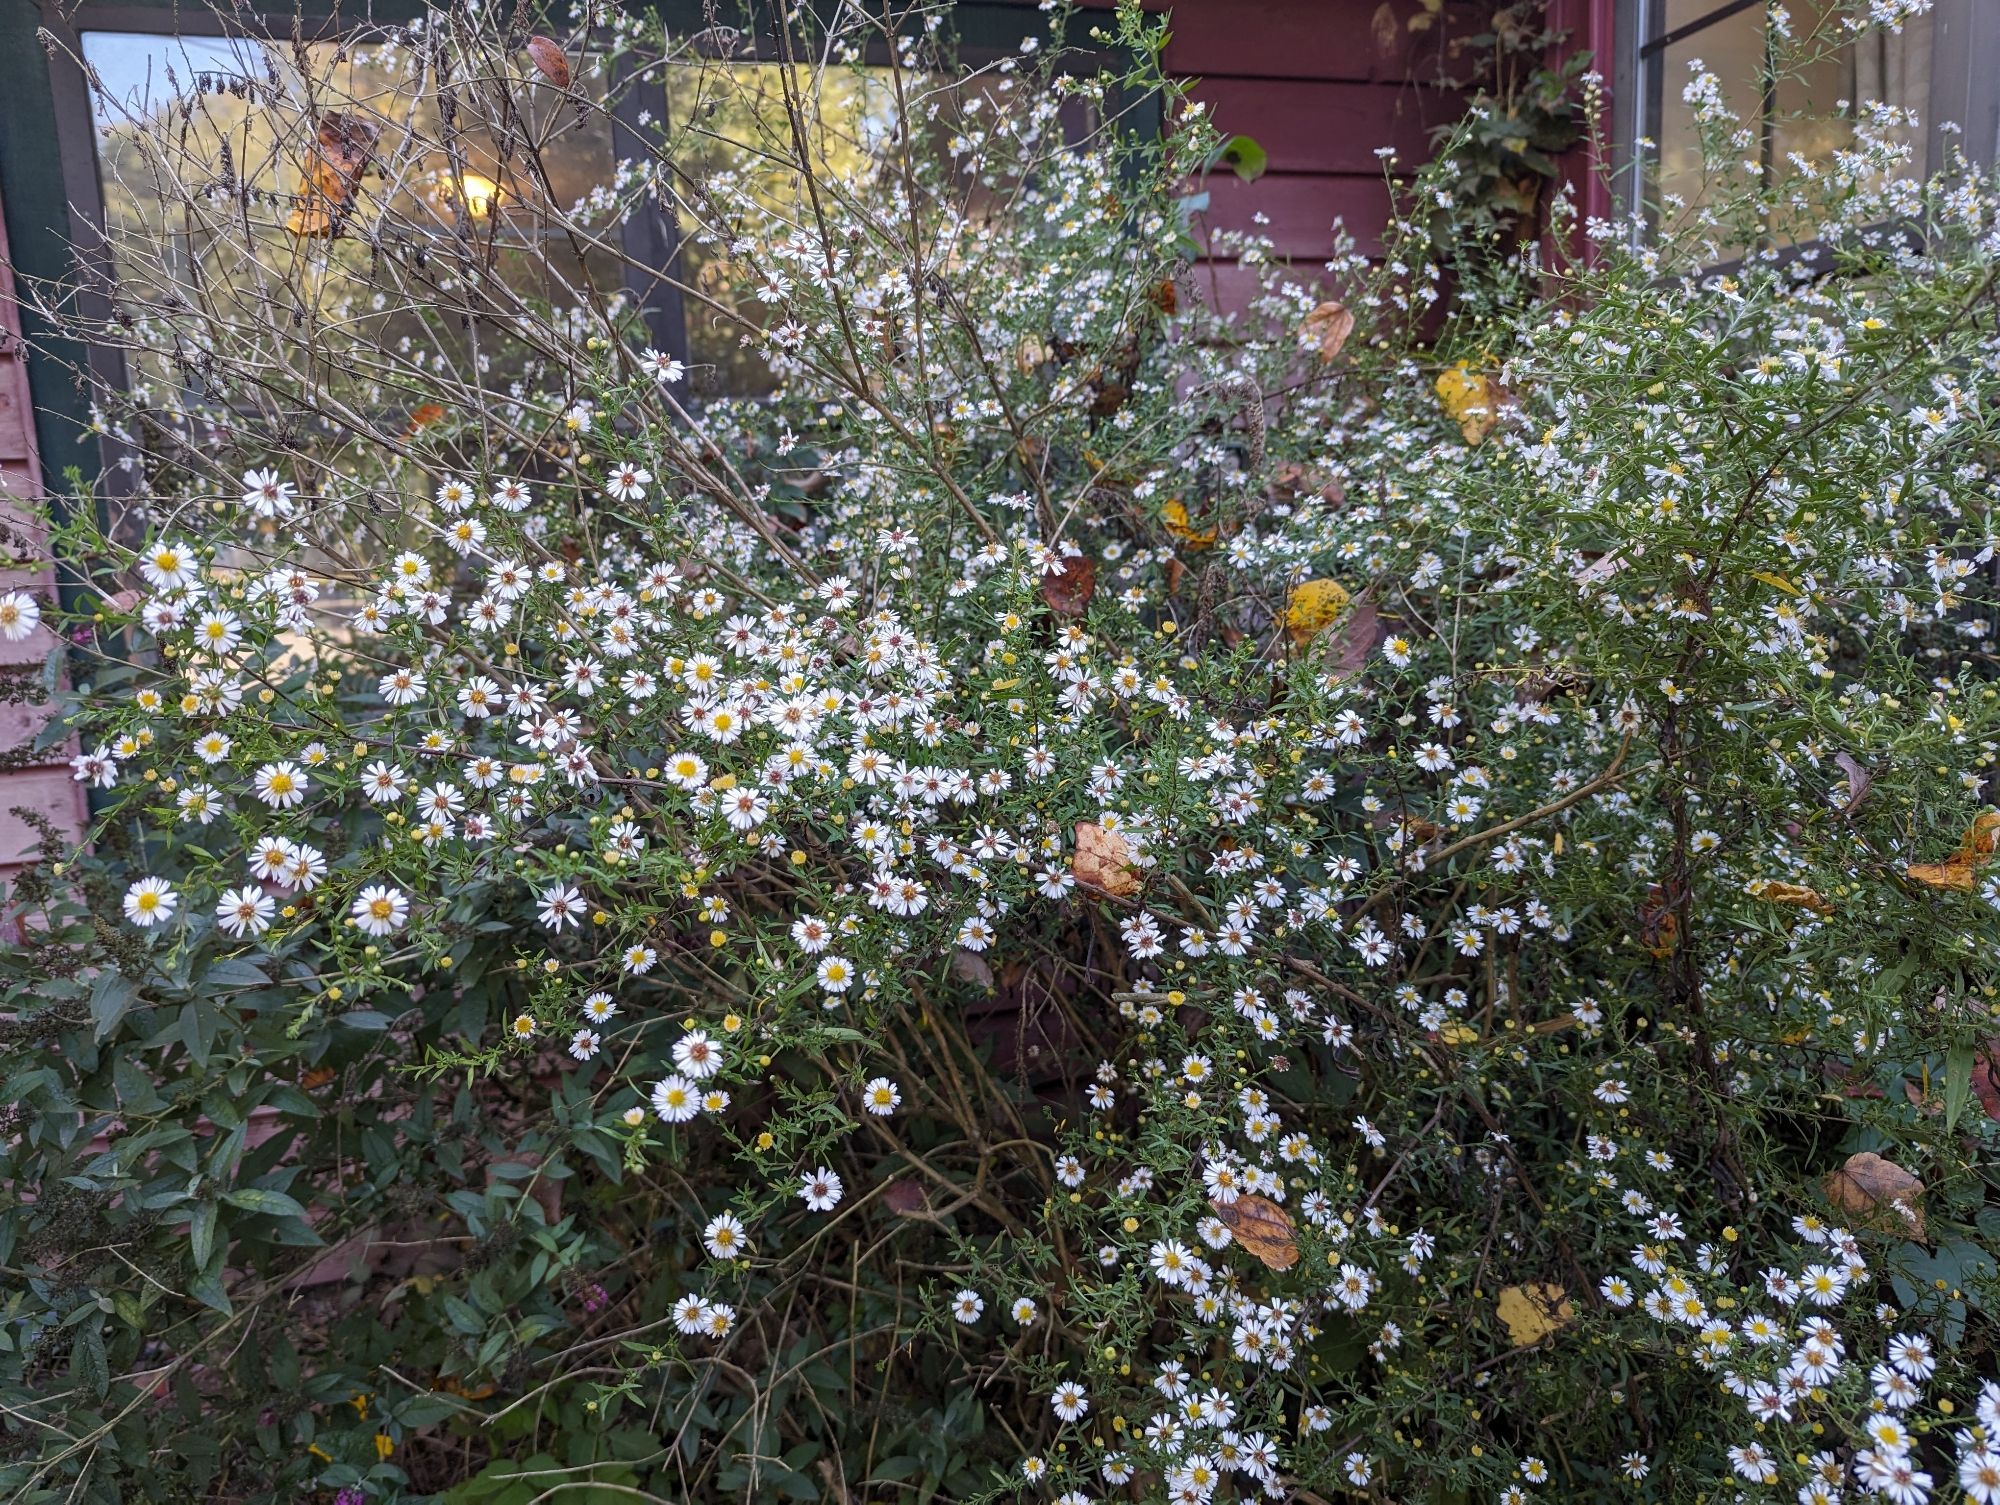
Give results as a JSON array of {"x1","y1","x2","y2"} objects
[{"x1": 4, "y1": 1, "x2": 2000, "y2": 1502}]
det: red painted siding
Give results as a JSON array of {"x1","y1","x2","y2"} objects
[
  {"x1": 0, "y1": 203, "x2": 88, "y2": 892},
  {"x1": 1544, "y1": 0, "x2": 1619, "y2": 271},
  {"x1": 1159, "y1": 0, "x2": 1479, "y2": 310}
]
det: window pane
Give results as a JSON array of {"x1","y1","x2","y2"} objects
[
  {"x1": 1654, "y1": 3, "x2": 1766, "y2": 216},
  {"x1": 1664, "y1": 0, "x2": 1751, "y2": 32},
  {"x1": 1649, "y1": 2, "x2": 1934, "y2": 254},
  {"x1": 1842, "y1": 6, "x2": 1931, "y2": 171},
  {"x1": 81, "y1": 30, "x2": 623, "y2": 397},
  {"x1": 658, "y1": 61, "x2": 974, "y2": 399}
]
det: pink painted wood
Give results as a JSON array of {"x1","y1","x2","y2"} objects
[
  {"x1": 0, "y1": 199, "x2": 88, "y2": 887},
  {"x1": 1543, "y1": 0, "x2": 1619, "y2": 272}
]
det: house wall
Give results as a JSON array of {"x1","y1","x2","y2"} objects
[
  {"x1": 0, "y1": 206, "x2": 88, "y2": 900},
  {"x1": 1161, "y1": 0, "x2": 1476, "y2": 311}
]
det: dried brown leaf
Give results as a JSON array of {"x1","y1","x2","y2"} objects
[
  {"x1": 1040, "y1": 555, "x2": 1095, "y2": 619},
  {"x1": 1300, "y1": 301, "x2": 1355, "y2": 362},
  {"x1": 525, "y1": 35, "x2": 572, "y2": 88},
  {"x1": 285, "y1": 112, "x2": 379, "y2": 239},
  {"x1": 1370, "y1": 0, "x2": 1401, "y2": 54},
  {"x1": 1212, "y1": 1193, "x2": 1298, "y2": 1271},
  {"x1": 1823, "y1": 1150, "x2": 1926, "y2": 1240},
  {"x1": 1835, "y1": 751, "x2": 1873, "y2": 816},
  {"x1": 1073, "y1": 821, "x2": 1140, "y2": 899}
]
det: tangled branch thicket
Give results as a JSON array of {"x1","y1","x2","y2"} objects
[{"x1": 5, "y1": 0, "x2": 2000, "y2": 1501}]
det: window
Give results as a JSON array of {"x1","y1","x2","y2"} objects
[
  {"x1": 35, "y1": 8, "x2": 1064, "y2": 428},
  {"x1": 81, "y1": 28, "x2": 631, "y2": 394},
  {"x1": 1614, "y1": 0, "x2": 2000, "y2": 256}
]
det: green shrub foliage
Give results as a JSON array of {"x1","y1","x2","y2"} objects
[{"x1": 4, "y1": 1, "x2": 1998, "y2": 1501}]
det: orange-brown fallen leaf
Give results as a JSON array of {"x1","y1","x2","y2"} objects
[
  {"x1": 1212, "y1": 1193, "x2": 1298, "y2": 1271},
  {"x1": 1637, "y1": 883, "x2": 1678, "y2": 958},
  {"x1": 1823, "y1": 1151, "x2": 1926, "y2": 1241},
  {"x1": 1300, "y1": 301, "x2": 1355, "y2": 362},
  {"x1": 286, "y1": 112, "x2": 380, "y2": 239},
  {"x1": 1906, "y1": 810, "x2": 2000, "y2": 891},
  {"x1": 1072, "y1": 821, "x2": 1141, "y2": 898},
  {"x1": 1748, "y1": 878, "x2": 1835, "y2": 916},
  {"x1": 525, "y1": 35, "x2": 572, "y2": 88},
  {"x1": 1162, "y1": 498, "x2": 1217, "y2": 551}
]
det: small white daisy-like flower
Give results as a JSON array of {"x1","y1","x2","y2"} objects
[
  {"x1": 349, "y1": 884, "x2": 409, "y2": 937},
  {"x1": 123, "y1": 876, "x2": 179, "y2": 928},
  {"x1": 861, "y1": 1077, "x2": 901, "y2": 1115},
  {"x1": 799, "y1": 1167, "x2": 844, "y2": 1212},
  {"x1": 239, "y1": 467, "x2": 296, "y2": 517},
  {"x1": 215, "y1": 885, "x2": 275, "y2": 938},
  {"x1": 702, "y1": 1211, "x2": 749, "y2": 1260},
  {"x1": 651, "y1": 1074, "x2": 698, "y2": 1123},
  {"x1": 253, "y1": 760, "x2": 308, "y2": 808},
  {"x1": 0, "y1": 591, "x2": 42, "y2": 643}
]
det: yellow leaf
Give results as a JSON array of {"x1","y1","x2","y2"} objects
[
  {"x1": 1162, "y1": 498, "x2": 1217, "y2": 551},
  {"x1": 1906, "y1": 810, "x2": 2000, "y2": 891},
  {"x1": 1747, "y1": 878, "x2": 1835, "y2": 916},
  {"x1": 1496, "y1": 1283, "x2": 1572, "y2": 1345},
  {"x1": 1434, "y1": 362, "x2": 1501, "y2": 445},
  {"x1": 1751, "y1": 570, "x2": 1801, "y2": 595},
  {"x1": 1283, "y1": 579, "x2": 1351, "y2": 645}
]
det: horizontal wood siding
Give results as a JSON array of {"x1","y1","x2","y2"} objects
[
  {"x1": 0, "y1": 201, "x2": 87, "y2": 893},
  {"x1": 1162, "y1": 0, "x2": 1474, "y2": 310}
]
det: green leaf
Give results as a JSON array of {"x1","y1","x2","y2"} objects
[
  {"x1": 198, "y1": 957, "x2": 272, "y2": 994},
  {"x1": 190, "y1": 1262, "x2": 233, "y2": 1315},
  {"x1": 1946, "y1": 1042, "x2": 1975, "y2": 1132},
  {"x1": 70, "y1": 1322, "x2": 108, "y2": 1399},
  {"x1": 222, "y1": 1186, "x2": 308, "y2": 1219},
  {"x1": 179, "y1": 1000, "x2": 217, "y2": 1066},
  {"x1": 90, "y1": 972, "x2": 139, "y2": 1041},
  {"x1": 190, "y1": 1201, "x2": 218, "y2": 1268},
  {"x1": 1215, "y1": 134, "x2": 1268, "y2": 182}
]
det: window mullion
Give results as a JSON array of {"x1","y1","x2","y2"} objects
[{"x1": 608, "y1": 51, "x2": 691, "y2": 370}]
